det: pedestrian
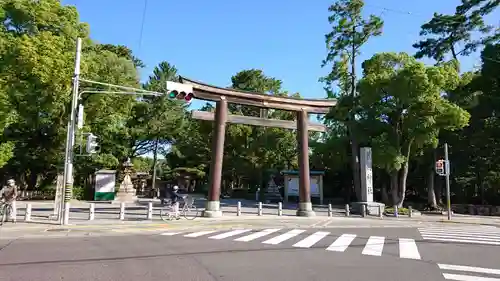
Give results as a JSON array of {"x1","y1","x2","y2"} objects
[{"x1": 0, "y1": 178, "x2": 18, "y2": 223}]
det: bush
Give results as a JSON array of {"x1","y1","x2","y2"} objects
[
  {"x1": 72, "y1": 186, "x2": 85, "y2": 200},
  {"x1": 384, "y1": 207, "x2": 410, "y2": 215}
]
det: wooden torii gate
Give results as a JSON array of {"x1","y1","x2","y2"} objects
[{"x1": 180, "y1": 77, "x2": 337, "y2": 217}]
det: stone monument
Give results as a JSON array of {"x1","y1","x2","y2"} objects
[
  {"x1": 114, "y1": 158, "x2": 138, "y2": 203},
  {"x1": 351, "y1": 147, "x2": 385, "y2": 215},
  {"x1": 264, "y1": 175, "x2": 282, "y2": 203}
]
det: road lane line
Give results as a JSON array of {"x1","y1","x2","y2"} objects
[
  {"x1": 419, "y1": 230, "x2": 500, "y2": 236},
  {"x1": 398, "y1": 238, "x2": 421, "y2": 260},
  {"x1": 361, "y1": 236, "x2": 385, "y2": 256},
  {"x1": 438, "y1": 264, "x2": 500, "y2": 275},
  {"x1": 160, "y1": 232, "x2": 182, "y2": 236},
  {"x1": 421, "y1": 234, "x2": 500, "y2": 242},
  {"x1": 419, "y1": 229, "x2": 500, "y2": 236},
  {"x1": 209, "y1": 229, "x2": 252, "y2": 240},
  {"x1": 293, "y1": 231, "x2": 330, "y2": 248},
  {"x1": 183, "y1": 230, "x2": 218, "y2": 238},
  {"x1": 421, "y1": 237, "x2": 500, "y2": 245},
  {"x1": 442, "y1": 273, "x2": 500, "y2": 281},
  {"x1": 325, "y1": 234, "x2": 356, "y2": 252},
  {"x1": 262, "y1": 229, "x2": 305, "y2": 245},
  {"x1": 234, "y1": 229, "x2": 281, "y2": 242}
]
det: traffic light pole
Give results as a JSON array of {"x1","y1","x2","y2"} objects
[
  {"x1": 60, "y1": 38, "x2": 82, "y2": 225},
  {"x1": 444, "y1": 143, "x2": 452, "y2": 221}
]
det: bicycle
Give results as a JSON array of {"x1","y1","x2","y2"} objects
[
  {"x1": 160, "y1": 195, "x2": 199, "y2": 221},
  {"x1": 0, "y1": 201, "x2": 14, "y2": 226}
]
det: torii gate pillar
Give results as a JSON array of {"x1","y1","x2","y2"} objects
[
  {"x1": 296, "y1": 109, "x2": 315, "y2": 217},
  {"x1": 202, "y1": 98, "x2": 227, "y2": 217}
]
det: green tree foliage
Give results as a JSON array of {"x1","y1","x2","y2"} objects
[
  {"x1": 320, "y1": 0, "x2": 383, "y2": 200},
  {"x1": 332, "y1": 52, "x2": 470, "y2": 206},
  {"x1": 413, "y1": 0, "x2": 499, "y2": 62}
]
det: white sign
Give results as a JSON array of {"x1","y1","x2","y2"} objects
[
  {"x1": 287, "y1": 177, "x2": 320, "y2": 197},
  {"x1": 360, "y1": 147, "x2": 374, "y2": 202},
  {"x1": 95, "y1": 171, "x2": 116, "y2": 193}
]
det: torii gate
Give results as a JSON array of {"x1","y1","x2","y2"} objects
[{"x1": 180, "y1": 77, "x2": 337, "y2": 217}]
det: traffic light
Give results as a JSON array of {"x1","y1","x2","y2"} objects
[
  {"x1": 86, "y1": 133, "x2": 100, "y2": 154},
  {"x1": 166, "y1": 81, "x2": 194, "y2": 102}
]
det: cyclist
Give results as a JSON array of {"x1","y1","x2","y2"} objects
[
  {"x1": 0, "y1": 179, "x2": 18, "y2": 223},
  {"x1": 168, "y1": 185, "x2": 183, "y2": 218}
]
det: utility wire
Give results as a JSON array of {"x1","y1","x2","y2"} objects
[
  {"x1": 365, "y1": 3, "x2": 500, "y2": 64},
  {"x1": 137, "y1": 0, "x2": 149, "y2": 55}
]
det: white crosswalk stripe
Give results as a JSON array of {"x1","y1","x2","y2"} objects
[
  {"x1": 418, "y1": 226, "x2": 500, "y2": 245},
  {"x1": 326, "y1": 234, "x2": 356, "y2": 252},
  {"x1": 398, "y1": 238, "x2": 421, "y2": 259},
  {"x1": 235, "y1": 228, "x2": 281, "y2": 242},
  {"x1": 209, "y1": 229, "x2": 252, "y2": 240},
  {"x1": 262, "y1": 229, "x2": 306, "y2": 245},
  {"x1": 361, "y1": 236, "x2": 385, "y2": 256},
  {"x1": 293, "y1": 231, "x2": 329, "y2": 248},
  {"x1": 159, "y1": 228, "x2": 421, "y2": 260},
  {"x1": 439, "y1": 263, "x2": 500, "y2": 281}
]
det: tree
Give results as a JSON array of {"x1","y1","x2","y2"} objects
[
  {"x1": 333, "y1": 52, "x2": 470, "y2": 207},
  {"x1": 413, "y1": 0, "x2": 499, "y2": 62},
  {"x1": 0, "y1": 0, "x2": 90, "y2": 187},
  {"x1": 320, "y1": 0, "x2": 383, "y2": 200}
]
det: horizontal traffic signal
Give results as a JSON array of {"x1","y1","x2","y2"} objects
[
  {"x1": 166, "y1": 81, "x2": 194, "y2": 102},
  {"x1": 167, "y1": 90, "x2": 194, "y2": 102}
]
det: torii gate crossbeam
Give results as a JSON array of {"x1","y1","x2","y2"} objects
[{"x1": 180, "y1": 76, "x2": 337, "y2": 217}]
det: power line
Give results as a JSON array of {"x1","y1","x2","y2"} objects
[
  {"x1": 365, "y1": 3, "x2": 500, "y2": 64},
  {"x1": 137, "y1": 0, "x2": 149, "y2": 54}
]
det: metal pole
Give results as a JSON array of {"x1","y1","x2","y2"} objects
[
  {"x1": 444, "y1": 143, "x2": 452, "y2": 221},
  {"x1": 61, "y1": 37, "x2": 82, "y2": 225}
]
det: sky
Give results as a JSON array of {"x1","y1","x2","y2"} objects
[{"x1": 61, "y1": 0, "x2": 498, "y2": 111}]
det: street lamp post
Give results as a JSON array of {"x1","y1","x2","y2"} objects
[{"x1": 60, "y1": 38, "x2": 82, "y2": 225}]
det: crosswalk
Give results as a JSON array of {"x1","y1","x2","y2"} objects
[
  {"x1": 439, "y1": 263, "x2": 500, "y2": 281},
  {"x1": 159, "y1": 228, "x2": 422, "y2": 260},
  {"x1": 418, "y1": 226, "x2": 500, "y2": 245}
]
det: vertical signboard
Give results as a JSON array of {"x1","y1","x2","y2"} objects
[{"x1": 360, "y1": 147, "x2": 373, "y2": 202}]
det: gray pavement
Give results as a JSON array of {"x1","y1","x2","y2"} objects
[{"x1": 0, "y1": 227, "x2": 449, "y2": 281}]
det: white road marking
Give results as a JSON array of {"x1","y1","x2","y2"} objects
[
  {"x1": 442, "y1": 273, "x2": 500, "y2": 281},
  {"x1": 183, "y1": 230, "x2": 218, "y2": 238},
  {"x1": 438, "y1": 264, "x2": 500, "y2": 275},
  {"x1": 160, "y1": 232, "x2": 182, "y2": 236},
  {"x1": 422, "y1": 237, "x2": 500, "y2": 245},
  {"x1": 361, "y1": 236, "x2": 385, "y2": 256},
  {"x1": 398, "y1": 238, "x2": 421, "y2": 260},
  {"x1": 209, "y1": 229, "x2": 252, "y2": 240},
  {"x1": 262, "y1": 229, "x2": 306, "y2": 245},
  {"x1": 234, "y1": 229, "x2": 281, "y2": 242},
  {"x1": 293, "y1": 231, "x2": 330, "y2": 248},
  {"x1": 325, "y1": 234, "x2": 356, "y2": 252}
]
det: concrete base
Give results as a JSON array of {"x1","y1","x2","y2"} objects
[
  {"x1": 296, "y1": 202, "x2": 316, "y2": 217},
  {"x1": 113, "y1": 193, "x2": 138, "y2": 203},
  {"x1": 351, "y1": 201, "x2": 385, "y2": 216},
  {"x1": 202, "y1": 200, "x2": 223, "y2": 218}
]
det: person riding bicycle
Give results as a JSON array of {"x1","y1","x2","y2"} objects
[
  {"x1": 168, "y1": 185, "x2": 183, "y2": 217},
  {"x1": 0, "y1": 179, "x2": 18, "y2": 223}
]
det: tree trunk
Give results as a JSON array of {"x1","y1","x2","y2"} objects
[
  {"x1": 390, "y1": 172, "x2": 399, "y2": 206},
  {"x1": 349, "y1": 136, "x2": 361, "y2": 200},
  {"x1": 427, "y1": 170, "x2": 437, "y2": 208},
  {"x1": 397, "y1": 162, "x2": 409, "y2": 208},
  {"x1": 427, "y1": 149, "x2": 438, "y2": 208},
  {"x1": 395, "y1": 141, "x2": 412, "y2": 208},
  {"x1": 152, "y1": 138, "x2": 159, "y2": 197},
  {"x1": 381, "y1": 183, "x2": 390, "y2": 205},
  {"x1": 348, "y1": 22, "x2": 362, "y2": 201}
]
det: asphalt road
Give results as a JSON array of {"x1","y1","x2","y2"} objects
[{"x1": 1, "y1": 226, "x2": 499, "y2": 281}]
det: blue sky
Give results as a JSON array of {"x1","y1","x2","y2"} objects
[{"x1": 62, "y1": 0, "x2": 498, "y2": 111}]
